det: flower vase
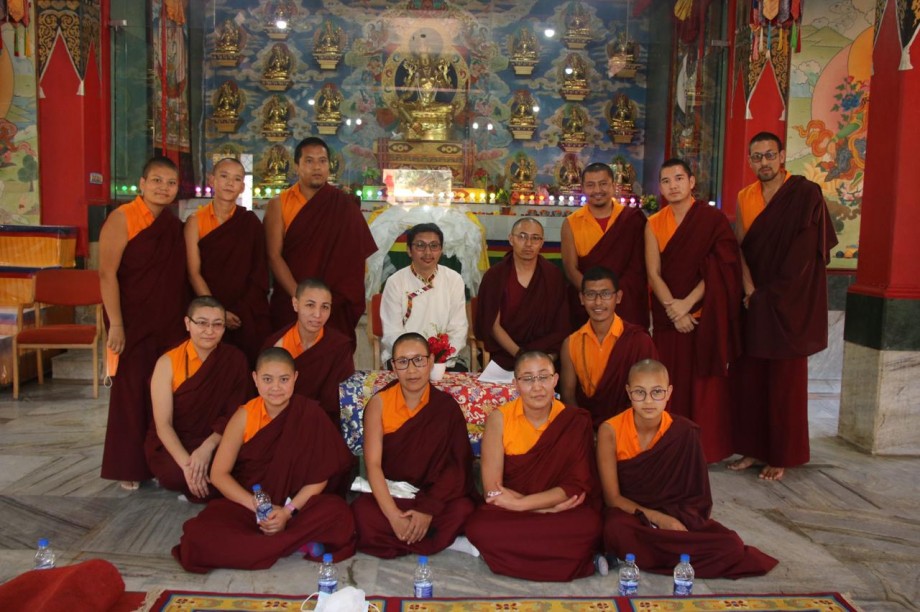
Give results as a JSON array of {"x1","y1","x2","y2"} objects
[{"x1": 430, "y1": 363, "x2": 447, "y2": 382}]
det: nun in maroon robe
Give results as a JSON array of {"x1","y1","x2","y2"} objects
[
  {"x1": 352, "y1": 382, "x2": 477, "y2": 558},
  {"x1": 268, "y1": 183, "x2": 377, "y2": 348},
  {"x1": 465, "y1": 406, "x2": 602, "y2": 582},
  {"x1": 172, "y1": 395, "x2": 357, "y2": 573},
  {"x1": 476, "y1": 253, "x2": 571, "y2": 369},
  {"x1": 733, "y1": 176, "x2": 837, "y2": 468},
  {"x1": 568, "y1": 207, "x2": 649, "y2": 331},
  {"x1": 101, "y1": 208, "x2": 188, "y2": 483},
  {"x1": 263, "y1": 324, "x2": 355, "y2": 425},
  {"x1": 197, "y1": 206, "x2": 271, "y2": 366},
  {"x1": 604, "y1": 416, "x2": 778, "y2": 578},
  {"x1": 144, "y1": 343, "x2": 249, "y2": 502},
  {"x1": 650, "y1": 202, "x2": 742, "y2": 463}
]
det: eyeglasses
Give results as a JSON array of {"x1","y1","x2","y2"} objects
[
  {"x1": 411, "y1": 241, "x2": 442, "y2": 252},
  {"x1": 517, "y1": 373, "x2": 554, "y2": 385},
  {"x1": 512, "y1": 232, "x2": 544, "y2": 244},
  {"x1": 393, "y1": 355, "x2": 429, "y2": 370},
  {"x1": 628, "y1": 387, "x2": 668, "y2": 402},
  {"x1": 189, "y1": 319, "x2": 225, "y2": 331},
  {"x1": 749, "y1": 151, "x2": 779, "y2": 163},
  {"x1": 582, "y1": 290, "x2": 616, "y2": 301}
]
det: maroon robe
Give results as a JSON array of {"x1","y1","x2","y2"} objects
[
  {"x1": 144, "y1": 343, "x2": 249, "y2": 502},
  {"x1": 269, "y1": 184, "x2": 377, "y2": 349},
  {"x1": 102, "y1": 208, "x2": 188, "y2": 482},
  {"x1": 172, "y1": 395, "x2": 357, "y2": 573},
  {"x1": 353, "y1": 383, "x2": 477, "y2": 558},
  {"x1": 569, "y1": 206, "x2": 649, "y2": 330},
  {"x1": 603, "y1": 415, "x2": 778, "y2": 578},
  {"x1": 465, "y1": 406, "x2": 602, "y2": 582},
  {"x1": 263, "y1": 325, "x2": 355, "y2": 425},
  {"x1": 197, "y1": 206, "x2": 271, "y2": 367},
  {"x1": 574, "y1": 322, "x2": 658, "y2": 429},
  {"x1": 651, "y1": 201, "x2": 742, "y2": 463},
  {"x1": 476, "y1": 253, "x2": 571, "y2": 370},
  {"x1": 733, "y1": 176, "x2": 837, "y2": 467}
]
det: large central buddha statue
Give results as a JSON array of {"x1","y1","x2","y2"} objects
[{"x1": 396, "y1": 46, "x2": 456, "y2": 141}]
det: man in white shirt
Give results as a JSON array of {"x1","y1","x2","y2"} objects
[{"x1": 381, "y1": 223, "x2": 468, "y2": 369}]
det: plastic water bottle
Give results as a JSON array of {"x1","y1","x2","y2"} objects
[
  {"x1": 317, "y1": 553, "x2": 338, "y2": 594},
  {"x1": 673, "y1": 553, "x2": 694, "y2": 596},
  {"x1": 252, "y1": 484, "x2": 272, "y2": 523},
  {"x1": 413, "y1": 555, "x2": 434, "y2": 598},
  {"x1": 618, "y1": 553, "x2": 639, "y2": 596},
  {"x1": 34, "y1": 538, "x2": 55, "y2": 570}
]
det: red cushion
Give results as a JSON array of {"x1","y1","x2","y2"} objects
[{"x1": 17, "y1": 324, "x2": 98, "y2": 345}]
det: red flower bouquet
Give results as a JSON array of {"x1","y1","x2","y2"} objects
[{"x1": 427, "y1": 333, "x2": 456, "y2": 364}]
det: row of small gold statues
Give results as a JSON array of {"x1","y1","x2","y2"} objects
[
  {"x1": 213, "y1": 16, "x2": 345, "y2": 71},
  {"x1": 510, "y1": 90, "x2": 636, "y2": 148}
]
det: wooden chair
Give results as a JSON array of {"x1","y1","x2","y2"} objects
[
  {"x1": 366, "y1": 293, "x2": 384, "y2": 370},
  {"x1": 467, "y1": 296, "x2": 489, "y2": 373},
  {"x1": 13, "y1": 269, "x2": 104, "y2": 399}
]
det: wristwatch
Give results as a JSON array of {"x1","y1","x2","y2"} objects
[{"x1": 284, "y1": 502, "x2": 299, "y2": 517}]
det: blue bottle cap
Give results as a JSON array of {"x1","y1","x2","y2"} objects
[
  {"x1": 38, "y1": 538, "x2": 48, "y2": 547},
  {"x1": 625, "y1": 553, "x2": 635, "y2": 562},
  {"x1": 252, "y1": 484, "x2": 262, "y2": 491},
  {"x1": 680, "y1": 553, "x2": 690, "y2": 563},
  {"x1": 323, "y1": 553, "x2": 333, "y2": 563},
  {"x1": 419, "y1": 556, "x2": 428, "y2": 564}
]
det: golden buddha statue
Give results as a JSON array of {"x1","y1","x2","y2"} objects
[
  {"x1": 607, "y1": 94, "x2": 636, "y2": 144},
  {"x1": 563, "y1": 0, "x2": 592, "y2": 49},
  {"x1": 264, "y1": 44, "x2": 292, "y2": 80},
  {"x1": 216, "y1": 19, "x2": 241, "y2": 53},
  {"x1": 510, "y1": 153, "x2": 536, "y2": 190},
  {"x1": 396, "y1": 48, "x2": 455, "y2": 141},
  {"x1": 611, "y1": 157, "x2": 634, "y2": 195},
  {"x1": 265, "y1": 1, "x2": 294, "y2": 40},
  {"x1": 562, "y1": 105, "x2": 587, "y2": 142},
  {"x1": 562, "y1": 53, "x2": 588, "y2": 89},
  {"x1": 262, "y1": 95, "x2": 291, "y2": 142},
  {"x1": 510, "y1": 91, "x2": 536, "y2": 128},
  {"x1": 607, "y1": 31, "x2": 639, "y2": 78},
  {"x1": 213, "y1": 81, "x2": 241, "y2": 119},
  {"x1": 558, "y1": 155, "x2": 582, "y2": 194},
  {"x1": 314, "y1": 83, "x2": 343, "y2": 135},
  {"x1": 313, "y1": 20, "x2": 344, "y2": 70},
  {"x1": 262, "y1": 145, "x2": 291, "y2": 187},
  {"x1": 512, "y1": 27, "x2": 539, "y2": 62}
]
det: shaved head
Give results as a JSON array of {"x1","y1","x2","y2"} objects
[
  {"x1": 628, "y1": 358, "x2": 669, "y2": 384},
  {"x1": 255, "y1": 347, "x2": 296, "y2": 371}
]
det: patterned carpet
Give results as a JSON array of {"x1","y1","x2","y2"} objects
[{"x1": 148, "y1": 591, "x2": 859, "y2": 611}]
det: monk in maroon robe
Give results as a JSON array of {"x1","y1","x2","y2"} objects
[
  {"x1": 476, "y1": 218, "x2": 570, "y2": 369},
  {"x1": 100, "y1": 157, "x2": 188, "y2": 488},
  {"x1": 353, "y1": 333, "x2": 477, "y2": 557},
  {"x1": 264, "y1": 278, "x2": 354, "y2": 425},
  {"x1": 146, "y1": 298, "x2": 250, "y2": 502},
  {"x1": 264, "y1": 138, "x2": 377, "y2": 348},
  {"x1": 173, "y1": 349, "x2": 357, "y2": 573},
  {"x1": 730, "y1": 133, "x2": 838, "y2": 480},
  {"x1": 466, "y1": 351, "x2": 601, "y2": 582},
  {"x1": 561, "y1": 266, "x2": 658, "y2": 428},
  {"x1": 646, "y1": 160, "x2": 742, "y2": 463},
  {"x1": 186, "y1": 158, "x2": 271, "y2": 367},
  {"x1": 599, "y1": 359, "x2": 777, "y2": 578},
  {"x1": 562, "y1": 163, "x2": 648, "y2": 330}
]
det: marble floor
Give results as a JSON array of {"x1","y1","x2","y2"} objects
[{"x1": 0, "y1": 313, "x2": 918, "y2": 610}]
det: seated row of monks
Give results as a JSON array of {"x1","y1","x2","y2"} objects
[{"x1": 156, "y1": 290, "x2": 776, "y2": 581}]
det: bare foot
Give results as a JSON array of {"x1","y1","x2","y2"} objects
[
  {"x1": 120, "y1": 481, "x2": 140, "y2": 491},
  {"x1": 727, "y1": 456, "x2": 757, "y2": 471},
  {"x1": 759, "y1": 466, "x2": 785, "y2": 481}
]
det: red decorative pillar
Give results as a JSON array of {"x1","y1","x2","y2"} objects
[
  {"x1": 36, "y1": 0, "x2": 110, "y2": 257},
  {"x1": 838, "y1": 0, "x2": 920, "y2": 454}
]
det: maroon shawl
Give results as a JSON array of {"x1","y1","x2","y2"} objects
[
  {"x1": 742, "y1": 176, "x2": 838, "y2": 358},
  {"x1": 377, "y1": 383, "x2": 477, "y2": 516},
  {"x1": 102, "y1": 208, "x2": 188, "y2": 481},
  {"x1": 504, "y1": 405, "x2": 598, "y2": 504},
  {"x1": 144, "y1": 343, "x2": 249, "y2": 468},
  {"x1": 571, "y1": 206, "x2": 649, "y2": 330},
  {"x1": 198, "y1": 206, "x2": 271, "y2": 366},
  {"x1": 269, "y1": 184, "x2": 378, "y2": 347},
  {"x1": 476, "y1": 254, "x2": 570, "y2": 369},
  {"x1": 651, "y1": 202, "x2": 742, "y2": 377},
  {"x1": 263, "y1": 325, "x2": 355, "y2": 425},
  {"x1": 575, "y1": 322, "x2": 658, "y2": 429}
]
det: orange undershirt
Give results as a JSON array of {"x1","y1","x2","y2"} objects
[
  {"x1": 379, "y1": 383, "x2": 431, "y2": 435},
  {"x1": 500, "y1": 397, "x2": 565, "y2": 456},
  {"x1": 165, "y1": 340, "x2": 203, "y2": 392},
  {"x1": 605, "y1": 407, "x2": 673, "y2": 461},
  {"x1": 123, "y1": 196, "x2": 155, "y2": 241},
  {"x1": 567, "y1": 204, "x2": 625, "y2": 257},
  {"x1": 280, "y1": 185, "x2": 308, "y2": 233},
  {"x1": 737, "y1": 171, "x2": 791, "y2": 233},
  {"x1": 241, "y1": 397, "x2": 275, "y2": 443},
  {"x1": 647, "y1": 206, "x2": 678, "y2": 253},
  {"x1": 196, "y1": 201, "x2": 236, "y2": 239},
  {"x1": 569, "y1": 316, "x2": 624, "y2": 397},
  {"x1": 276, "y1": 325, "x2": 324, "y2": 359}
]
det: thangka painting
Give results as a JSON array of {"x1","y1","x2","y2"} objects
[
  {"x1": 786, "y1": 0, "x2": 873, "y2": 271},
  {"x1": 0, "y1": 0, "x2": 39, "y2": 225}
]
